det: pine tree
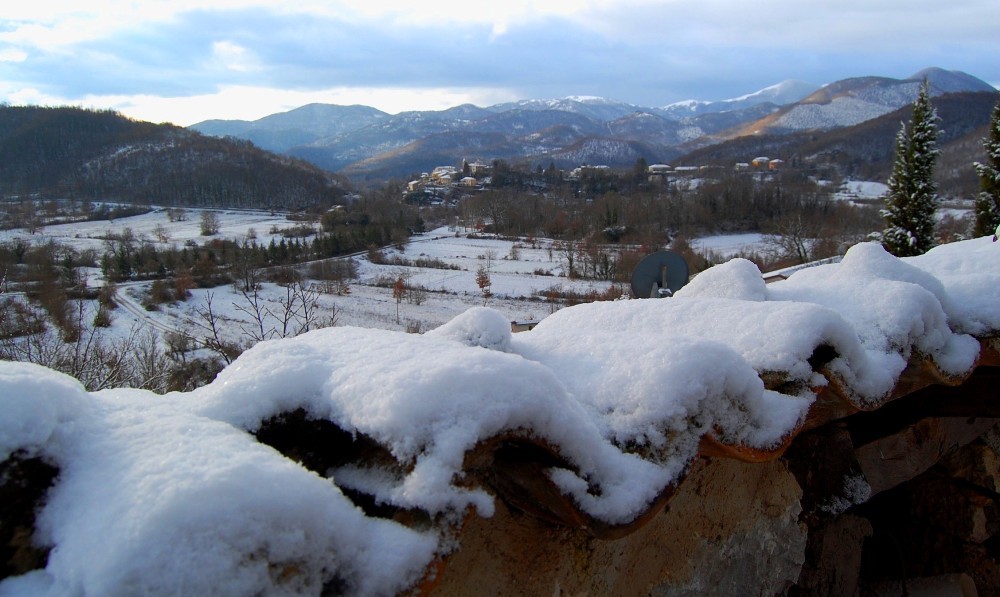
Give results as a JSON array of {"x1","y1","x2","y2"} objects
[
  {"x1": 877, "y1": 79, "x2": 940, "y2": 256},
  {"x1": 973, "y1": 94, "x2": 1000, "y2": 238}
]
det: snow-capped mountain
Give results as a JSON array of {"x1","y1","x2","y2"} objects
[
  {"x1": 486, "y1": 96, "x2": 644, "y2": 123},
  {"x1": 913, "y1": 67, "x2": 996, "y2": 94},
  {"x1": 724, "y1": 68, "x2": 997, "y2": 138},
  {"x1": 187, "y1": 67, "x2": 996, "y2": 180},
  {"x1": 659, "y1": 80, "x2": 821, "y2": 119}
]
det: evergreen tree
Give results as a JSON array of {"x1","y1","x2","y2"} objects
[
  {"x1": 974, "y1": 94, "x2": 1000, "y2": 237},
  {"x1": 877, "y1": 80, "x2": 940, "y2": 256}
]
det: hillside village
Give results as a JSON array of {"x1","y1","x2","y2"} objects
[{"x1": 406, "y1": 154, "x2": 792, "y2": 206}]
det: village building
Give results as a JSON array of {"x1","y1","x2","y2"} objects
[{"x1": 468, "y1": 161, "x2": 491, "y2": 176}]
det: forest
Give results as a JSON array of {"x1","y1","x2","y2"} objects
[{"x1": 0, "y1": 105, "x2": 350, "y2": 210}]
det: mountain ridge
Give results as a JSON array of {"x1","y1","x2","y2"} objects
[{"x1": 179, "y1": 67, "x2": 998, "y2": 181}]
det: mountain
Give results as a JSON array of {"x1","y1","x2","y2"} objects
[
  {"x1": 340, "y1": 131, "x2": 520, "y2": 180},
  {"x1": 186, "y1": 68, "x2": 996, "y2": 181},
  {"x1": 658, "y1": 79, "x2": 820, "y2": 119},
  {"x1": 288, "y1": 107, "x2": 619, "y2": 174},
  {"x1": 669, "y1": 103, "x2": 790, "y2": 142},
  {"x1": 486, "y1": 96, "x2": 643, "y2": 122},
  {"x1": 673, "y1": 91, "x2": 998, "y2": 197},
  {"x1": 606, "y1": 111, "x2": 687, "y2": 147},
  {"x1": 0, "y1": 105, "x2": 350, "y2": 209},
  {"x1": 190, "y1": 104, "x2": 388, "y2": 153},
  {"x1": 914, "y1": 67, "x2": 997, "y2": 94},
  {"x1": 716, "y1": 68, "x2": 996, "y2": 140},
  {"x1": 286, "y1": 106, "x2": 510, "y2": 172}
]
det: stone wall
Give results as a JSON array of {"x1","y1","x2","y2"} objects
[{"x1": 428, "y1": 368, "x2": 1000, "y2": 595}]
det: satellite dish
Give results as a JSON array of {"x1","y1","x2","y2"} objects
[{"x1": 630, "y1": 251, "x2": 690, "y2": 298}]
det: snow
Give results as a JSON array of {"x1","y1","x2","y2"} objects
[
  {"x1": 905, "y1": 237, "x2": 1000, "y2": 336},
  {"x1": 0, "y1": 207, "x2": 305, "y2": 255},
  {"x1": 834, "y1": 180, "x2": 889, "y2": 202},
  {"x1": 661, "y1": 99, "x2": 709, "y2": 111},
  {"x1": 2, "y1": 231, "x2": 998, "y2": 594},
  {"x1": 676, "y1": 258, "x2": 768, "y2": 301},
  {"x1": 425, "y1": 306, "x2": 513, "y2": 351},
  {"x1": 773, "y1": 97, "x2": 898, "y2": 130},
  {"x1": 769, "y1": 242, "x2": 981, "y2": 387},
  {"x1": 0, "y1": 363, "x2": 93, "y2": 462},
  {"x1": 690, "y1": 233, "x2": 767, "y2": 258},
  {"x1": 1, "y1": 365, "x2": 437, "y2": 596},
  {"x1": 2, "y1": 216, "x2": 623, "y2": 347}
]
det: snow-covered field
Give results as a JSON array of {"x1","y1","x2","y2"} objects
[
  {"x1": 833, "y1": 180, "x2": 889, "y2": 202},
  {"x1": 690, "y1": 233, "x2": 766, "y2": 257},
  {"x1": 0, "y1": 208, "x2": 651, "y2": 342},
  {"x1": 1, "y1": 206, "x2": 304, "y2": 254},
  {"x1": 4, "y1": 190, "x2": 975, "y2": 345}
]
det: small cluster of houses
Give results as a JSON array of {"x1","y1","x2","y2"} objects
[
  {"x1": 646, "y1": 156, "x2": 784, "y2": 183},
  {"x1": 406, "y1": 161, "x2": 492, "y2": 201},
  {"x1": 404, "y1": 155, "x2": 788, "y2": 202},
  {"x1": 567, "y1": 165, "x2": 611, "y2": 179},
  {"x1": 737, "y1": 156, "x2": 785, "y2": 171}
]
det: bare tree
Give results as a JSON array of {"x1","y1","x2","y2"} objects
[
  {"x1": 322, "y1": 302, "x2": 340, "y2": 329},
  {"x1": 233, "y1": 285, "x2": 273, "y2": 342},
  {"x1": 408, "y1": 284, "x2": 427, "y2": 306},
  {"x1": 190, "y1": 292, "x2": 242, "y2": 365},
  {"x1": 152, "y1": 223, "x2": 170, "y2": 243},
  {"x1": 232, "y1": 237, "x2": 262, "y2": 293},
  {"x1": 393, "y1": 276, "x2": 405, "y2": 324},
  {"x1": 0, "y1": 306, "x2": 160, "y2": 392},
  {"x1": 309, "y1": 258, "x2": 357, "y2": 296},
  {"x1": 557, "y1": 240, "x2": 577, "y2": 278},
  {"x1": 131, "y1": 328, "x2": 172, "y2": 393},
  {"x1": 475, "y1": 265, "x2": 492, "y2": 306},
  {"x1": 764, "y1": 213, "x2": 824, "y2": 265},
  {"x1": 271, "y1": 283, "x2": 299, "y2": 338},
  {"x1": 166, "y1": 207, "x2": 188, "y2": 222},
  {"x1": 294, "y1": 282, "x2": 322, "y2": 335},
  {"x1": 21, "y1": 201, "x2": 44, "y2": 235},
  {"x1": 200, "y1": 210, "x2": 221, "y2": 236}
]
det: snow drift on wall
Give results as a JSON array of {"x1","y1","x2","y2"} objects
[{"x1": 1, "y1": 237, "x2": 998, "y2": 596}]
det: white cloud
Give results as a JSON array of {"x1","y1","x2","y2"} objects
[
  {"x1": 64, "y1": 85, "x2": 518, "y2": 125},
  {"x1": 0, "y1": 85, "x2": 51, "y2": 106},
  {"x1": 210, "y1": 41, "x2": 259, "y2": 72},
  {"x1": 0, "y1": 47, "x2": 28, "y2": 62},
  {"x1": 0, "y1": 0, "x2": 997, "y2": 123}
]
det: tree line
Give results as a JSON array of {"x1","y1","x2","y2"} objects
[{"x1": 457, "y1": 166, "x2": 880, "y2": 273}]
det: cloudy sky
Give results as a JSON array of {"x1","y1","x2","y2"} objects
[{"x1": 2, "y1": 1, "x2": 998, "y2": 126}]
